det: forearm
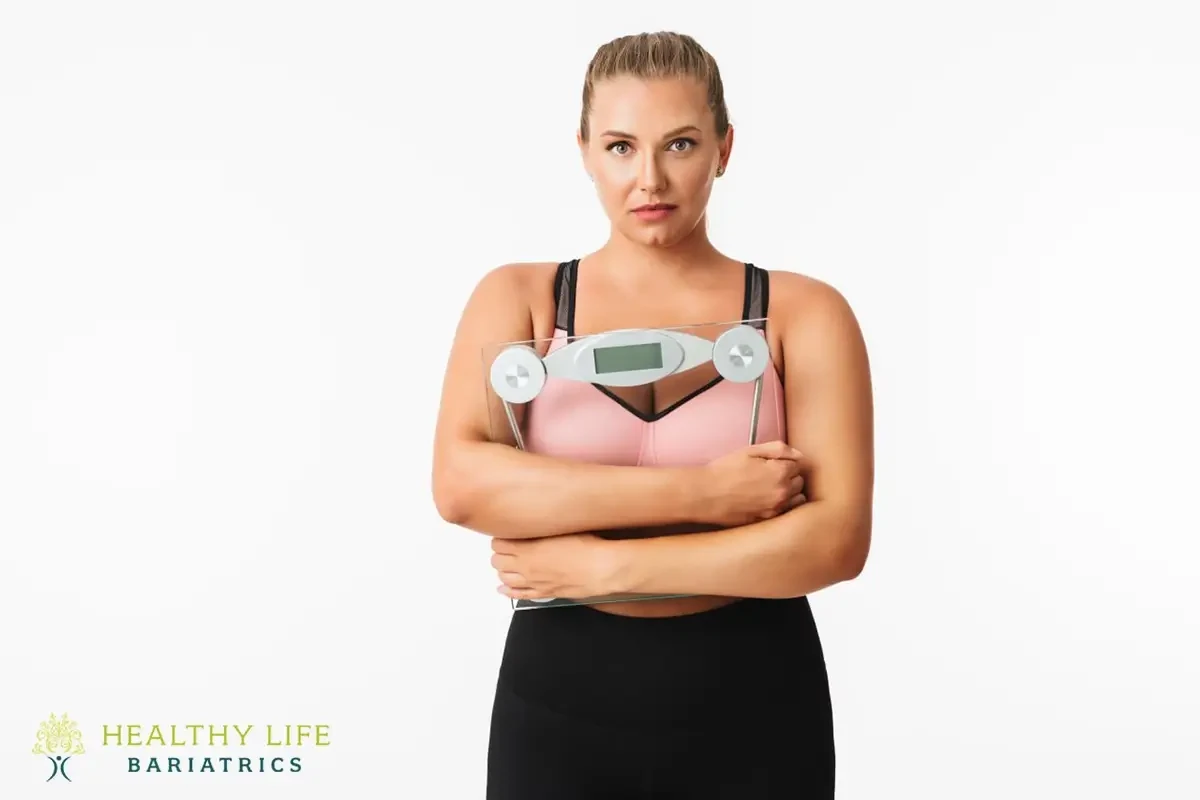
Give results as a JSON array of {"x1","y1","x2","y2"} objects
[
  {"x1": 609, "y1": 501, "x2": 871, "y2": 599},
  {"x1": 434, "y1": 440, "x2": 705, "y2": 539}
]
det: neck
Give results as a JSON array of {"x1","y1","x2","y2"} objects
[{"x1": 594, "y1": 215, "x2": 723, "y2": 284}]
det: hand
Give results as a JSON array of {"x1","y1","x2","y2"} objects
[
  {"x1": 491, "y1": 533, "x2": 625, "y2": 602},
  {"x1": 697, "y1": 441, "x2": 810, "y2": 527}
]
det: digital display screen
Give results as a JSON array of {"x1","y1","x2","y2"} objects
[{"x1": 592, "y1": 342, "x2": 664, "y2": 374}]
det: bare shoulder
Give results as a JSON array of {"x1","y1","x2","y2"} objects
[
  {"x1": 767, "y1": 269, "x2": 869, "y2": 365},
  {"x1": 463, "y1": 261, "x2": 561, "y2": 339},
  {"x1": 466, "y1": 261, "x2": 556, "y2": 304},
  {"x1": 517, "y1": 261, "x2": 564, "y2": 339},
  {"x1": 767, "y1": 269, "x2": 861, "y2": 329}
]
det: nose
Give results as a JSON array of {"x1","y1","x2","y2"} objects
[{"x1": 637, "y1": 151, "x2": 665, "y2": 193}]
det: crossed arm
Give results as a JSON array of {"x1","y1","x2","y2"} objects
[
  {"x1": 605, "y1": 276, "x2": 875, "y2": 599},
  {"x1": 432, "y1": 265, "x2": 874, "y2": 600}
]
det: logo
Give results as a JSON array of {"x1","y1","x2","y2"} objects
[
  {"x1": 33, "y1": 712, "x2": 85, "y2": 782},
  {"x1": 27, "y1": 714, "x2": 331, "y2": 782}
]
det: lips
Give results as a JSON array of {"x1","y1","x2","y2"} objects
[{"x1": 633, "y1": 203, "x2": 677, "y2": 212}]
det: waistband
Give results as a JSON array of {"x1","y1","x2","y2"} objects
[{"x1": 496, "y1": 596, "x2": 829, "y2": 732}]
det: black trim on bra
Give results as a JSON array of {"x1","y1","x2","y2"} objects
[
  {"x1": 554, "y1": 259, "x2": 770, "y2": 423},
  {"x1": 746, "y1": 262, "x2": 768, "y2": 329},
  {"x1": 553, "y1": 260, "x2": 574, "y2": 332}
]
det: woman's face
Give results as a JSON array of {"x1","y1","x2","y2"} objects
[{"x1": 580, "y1": 75, "x2": 731, "y2": 248}]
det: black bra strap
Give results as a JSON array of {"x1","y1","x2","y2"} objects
[
  {"x1": 553, "y1": 259, "x2": 576, "y2": 332},
  {"x1": 744, "y1": 263, "x2": 769, "y2": 328}
]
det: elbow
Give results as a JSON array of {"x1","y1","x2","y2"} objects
[
  {"x1": 433, "y1": 481, "x2": 477, "y2": 527},
  {"x1": 778, "y1": 510, "x2": 870, "y2": 599},
  {"x1": 431, "y1": 452, "x2": 478, "y2": 526},
  {"x1": 838, "y1": 543, "x2": 868, "y2": 582},
  {"x1": 834, "y1": 516, "x2": 871, "y2": 582},
  {"x1": 433, "y1": 484, "x2": 469, "y2": 526}
]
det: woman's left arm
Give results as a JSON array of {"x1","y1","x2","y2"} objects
[{"x1": 608, "y1": 274, "x2": 875, "y2": 599}]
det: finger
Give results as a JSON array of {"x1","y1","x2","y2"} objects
[
  {"x1": 787, "y1": 492, "x2": 808, "y2": 509},
  {"x1": 768, "y1": 458, "x2": 804, "y2": 482},
  {"x1": 774, "y1": 458, "x2": 802, "y2": 479},
  {"x1": 757, "y1": 443, "x2": 807, "y2": 465},
  {"x1": 747, "y1": 440, "x2": 794, "y2": 459},
  {"x1": 491, "y1": 553, "x2": 519, "y2": 570},
  {"x1": 497, "y1": 571, "x2": 529, "y2": 588},
  {"x1": 498, "y1": 580, "x2": 548, "y2": 597},
  {"x1": 789, "y1": 474, "x2": 807, "y2": 496},
  {"x1": 499, "y1": 585, "x2": 550, "y2": 600},
  {"x1": 491, "y1": 538, "x2": 519, "y2": 554}
]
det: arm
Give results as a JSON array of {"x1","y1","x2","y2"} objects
[
  {"x1": 605, "y1": 276, "x2": 875, "y2": 598},
  {"x1": 431, "y1": 264, "x2": 707, "y2": 539}
]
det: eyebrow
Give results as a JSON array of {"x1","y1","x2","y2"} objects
[{"x1": 599, "y1": 124, "x2": 702, "y2": 140}]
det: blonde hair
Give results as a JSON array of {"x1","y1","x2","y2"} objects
[{"x1": 579, "y1": 31, "x2": 730, "y2": 142}]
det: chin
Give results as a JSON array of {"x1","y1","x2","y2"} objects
[
  {"x1": 623, "y1": 223, "x2": 691, "y2": 248},
  {"x1": 635, "y1": 231, "x2": 672, "y2": 247}
]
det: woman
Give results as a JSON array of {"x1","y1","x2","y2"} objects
[{"x1": 432, "y1": 31, "x2": 874, "y2": 799}]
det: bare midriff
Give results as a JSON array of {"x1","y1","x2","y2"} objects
[{"x1": 589, "y1": 594, "x2": 740, "y2": 618}]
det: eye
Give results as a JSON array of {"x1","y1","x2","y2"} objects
[
  {"x1": 606, "y1": 141, "x2": 631, "y2": 155},
  {"x1": 668, "y1": 138, "x2": 697, "y2": 152}
]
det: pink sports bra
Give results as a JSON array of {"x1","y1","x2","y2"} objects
[{"x1": 523, "y1": 260, "x2": 787, "y2": 467}]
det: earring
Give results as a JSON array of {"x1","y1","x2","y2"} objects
[{"x1": 716, "y1": 165, "x2": 725, "y2": 177}]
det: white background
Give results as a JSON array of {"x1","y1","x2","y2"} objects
[{"x1": 1, "y1": 1, "x2": 1197, "y2": 797}]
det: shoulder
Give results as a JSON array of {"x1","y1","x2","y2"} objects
[
  {"x1": 765, "y1": 268, "x2": 870, "y2": 370},
  {"x1": 460, "y1": 260, "x2": 565, "y2": 340},
  {"x1": 469, "y1": 261, "x2": 560, "y2": 299},
  {"x1": 767, "y1": 269, "x2": 863, "y2": 336},
  {"x1": 462, "y1": 261, "x2": 564, "y2": 313}
]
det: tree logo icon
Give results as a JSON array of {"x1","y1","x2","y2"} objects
[{"x1": 32, "y1": 712, "x2": 85, "y2": 782}]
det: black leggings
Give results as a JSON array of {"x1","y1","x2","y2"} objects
[{"x1": 487, "y1": 596, "x2": 836, "y2": 799}]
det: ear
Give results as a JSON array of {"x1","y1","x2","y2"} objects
[
  {"x1": 577, "y1": 129, "x2": 591, "y2": 180},
  {"x1": 718, "y1": 124, "x2": 735, "y2": 173}
]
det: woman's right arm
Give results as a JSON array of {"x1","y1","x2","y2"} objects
[{"x1": 431, "y1": 264, "x2": 715, "y2": 539}]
